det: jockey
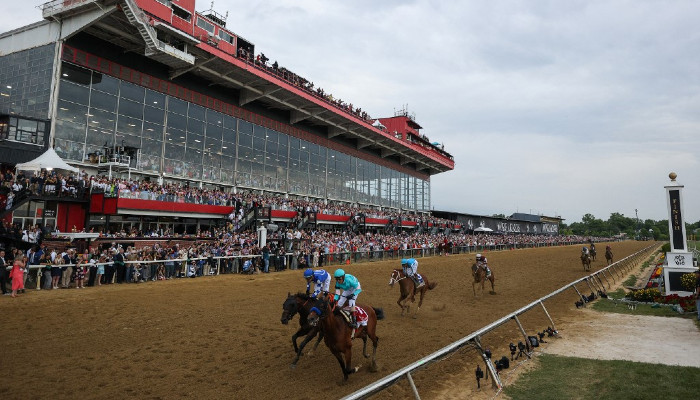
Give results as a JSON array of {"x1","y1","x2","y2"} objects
[
  {"x1": 590, "y1": 243, "x2": 596, "y2": 253},
  {"x1": 304, "y1": 268, "x2": 331, "y2": 299},
  {"x1": 333, "y1": 269, "x2": 362, "y2": 328},
  {"x1": 401, "y1": 258, "x2": 424, "y2": 288},
  {"x1": 475, "y1": 253, "x2": 492, "y2": 278},
  {"x1": 582, "y1": 246, "x2": 589, "y2": 255}
]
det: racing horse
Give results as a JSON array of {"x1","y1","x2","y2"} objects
[
  {"x1": 471, "y1": 262, "x2": 495, "y2": 296},
  {"x1": 388, "y1": 269, "x2": 437, "y2": 318},
  {"x1": 307, "y1": 297, "x2": 384, "y2": 382},
  {"x1": 589, "y1": 245, "x2": 597, "y2": 261},
  {"x1": 581, "y1": 250, "x2": 592, "y2": 271},
  {"x1": 437, "y1": 241, "x2": 452, "y2": 256},
  {"x1": 605, "y1": 246, "x2": 613, "y2": 266},
  {"x1": 280, "y1": 292, "x2": 324, "y2": 368}
]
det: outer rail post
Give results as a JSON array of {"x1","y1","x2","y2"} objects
[
  {"x1": 599, "y1": 270, "x2": 612, "y2": 288},
  {"x1": 538, "y1": 300, "x2": 557, "y2": 332},
  {"x1": 584, "y1": 278, "x2": 596, "y2": 294},
  {"x1": 511, "y1": 316, "x2": 531, "y2": 359},
  {"x1": 405, "y1": 372, "x2": 421, "y2": 400}
]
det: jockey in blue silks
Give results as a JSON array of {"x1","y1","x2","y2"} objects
[
  {"x1": 304, "y1": 268, "x2": 331, "y2": 299},
  {"x1": 333, "y1": 269, "x2": 361, "y2": 327},
  {"x1": 401, "y1": 258, "x2": 424, "y2": 288}
]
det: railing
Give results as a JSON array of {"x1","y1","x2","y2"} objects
[
  {"x1": 341, "y1": 243, "x2": 659, "y2": 399},
  {"x1": 40, "y1": 0, "x2": 94, "y2": 16}
]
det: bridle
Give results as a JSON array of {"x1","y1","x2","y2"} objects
[{"x1": 389, "y1": 269, "x2": 407, "y2": 286}]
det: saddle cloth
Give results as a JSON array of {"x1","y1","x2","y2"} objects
[{"x1": 340, "y1": 307, "x2": 369, "y2": 326}]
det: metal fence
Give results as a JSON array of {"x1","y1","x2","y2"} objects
[{"x1": 340, "y1": 243, "x2": 659, "y2": 400}]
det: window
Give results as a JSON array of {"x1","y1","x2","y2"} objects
[
  {"x1": 4, "y1": 116, "x2": 47, "y2": 146},
  {"x1": 171, "y1": 4, "x2": 191, "y2": 21},
  {"x1": 197, "y1": 17, "x2": 215, "y2": 34},
  {"x1": 218, "y1": 30, "x2": 234, "y2": 44}
]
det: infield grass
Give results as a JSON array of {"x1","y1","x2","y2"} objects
[{"x1": 504, "y1": 354, "x2": 700, "y2": 400}]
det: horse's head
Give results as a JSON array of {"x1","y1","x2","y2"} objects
[
  {"x1": 389, "y1": 269, "x2": 402, "y2": 287},
  {"x1": 280, "y1": 292, "x2": 298, "y2": 325},
  {"x1": 307, "y1": 297, "x2": 330, "y2": 327}
]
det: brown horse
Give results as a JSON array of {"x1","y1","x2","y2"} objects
[
  {"x1": 280, "y1": 292, "x2": 324, "y2": 368},
  {"x1": 307, "y1": 298, "x2": 384, "y2": 382},
  {"x1": 590, "y1": 245, "x2": 597, "y2": 261},
  {"x1": 605, "y1": 246, "x2": 613, "y2": 266},
  {"x1": 471, "y1": 263, "x2": 495, "y2": 296},
  {"x1": 581, "y1": 251, "x2": 592, "y2": 271},
  {"x1": 388, "y1": 269, "x2": 437, "y2": 318}
]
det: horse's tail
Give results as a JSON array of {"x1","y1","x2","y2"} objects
[
  {"x1": 373, "y1": 307, "x2": 385, "y2": 321},
  {"x1": 428, "y1": 281, "x2": 437, "y2": 290}
]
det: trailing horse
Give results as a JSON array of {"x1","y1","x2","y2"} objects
[
  {"x1": 581, "y1": 251, "x2": 592, "y2": 271},
  {"x1": 280, "y1": 292, "x2": 324, "y2": 368},
  {"x1": 307, "y1": 298, "x2": 384, "y2": 382},
  {"x1": 388, "y1": 269, "x2": 437, "y2": 318},
  {"x1": 590, "y1": 246, "x2": 597, "y2": 261},
  {"x1": 605, "y1": 246, "x2": 613, "y2": 266},
  {"x1": 471, "y1": 263, "x2": 495, "y2": 296}
]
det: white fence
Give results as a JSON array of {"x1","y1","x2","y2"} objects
[{"x1": 341, "y1": 244, "x2": 659, "y2": 400}]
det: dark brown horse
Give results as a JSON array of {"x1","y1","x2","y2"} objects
[
  {"x1": 581, "y1": 251, "x2": 592, "y2": 271},
  {"x1": 471, "y1": 263, "x2": 495, "y2": 296},
  {"x1": 280, "y1": 292, "x2": 324, "y2": 368},
  {"x1": 307, "y1": 298, "x2": 384, "y2": 381},
  {"x1": 388, "y1": 269, "x2": 437, "y2": 318},
  {"x1": 605, "y1": 246, "x2": 613, "y2": 266}
]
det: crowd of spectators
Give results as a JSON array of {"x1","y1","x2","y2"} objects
[{"x1": 237, "y1": 48, "x2": 372, "y2": 123}]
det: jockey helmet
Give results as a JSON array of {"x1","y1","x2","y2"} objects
[
  {"x1": 401, "y1": 258, "x2": 408, "y2": 265},
  {"x1": 334, "y1": 269, "x2": 345, "y2": 279},
  {"x1": 582, "y1": 246, "x2": 586, "y2": 251},
  {"x1": 476, "y1": 253, "x2": 482, "y2": 259},
  {"x1": 303, "y1": 268, "x2": 314, "y2": 279}
]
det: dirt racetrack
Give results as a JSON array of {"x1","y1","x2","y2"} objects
[{"x1": 1, "y1": 241, "x2": 653, "y2": 400}]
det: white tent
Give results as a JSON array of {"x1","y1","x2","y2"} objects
[
  {"x1": 474, "y1": 227, "x2": 493, "y2": 232},
  {"x1": 15, "y1": 148, "x2": 79, "y2": 173}
]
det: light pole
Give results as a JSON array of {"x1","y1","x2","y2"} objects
[{"x1": 635, "y1": 208, "x2": 639, "y2": 240}]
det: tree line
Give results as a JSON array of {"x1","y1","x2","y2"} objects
[{"x1": 559, "y1": 212, "x2": 700, "y2": 241}]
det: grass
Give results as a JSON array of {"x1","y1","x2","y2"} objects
[
  {"x1": 504, "y1": 354, "x2": 700, "y2": 400},
  {"x1": 623, "y1": 274, "x2": 637, "y2": 287},
  {"x1": 590, "y1": 297, "x2": 686, "y2": 317}
]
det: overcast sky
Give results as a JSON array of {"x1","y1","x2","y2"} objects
[{"x1": 4, "y1": 1, "x2": 699, "y2": 223}]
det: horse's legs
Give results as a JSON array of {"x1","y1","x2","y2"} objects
[
  {"x1": 362, "y1": 335, "x2": 369, "y2": 358},
  {"x1": 292, "y1": 328, "x2": 320, "y2": 366},
  {"x1": 397, "y1": 294, "x2": 407, "y2": 316},
  {"x1": 489, "y1": 276, "x2": 495, "y2": 293}
]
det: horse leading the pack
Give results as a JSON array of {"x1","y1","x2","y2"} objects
[
  {"x1": 307, "y1": 296, "x2": 384, "y2": 381},
  {"x1": 401, "y1": 258, "x2": 424, "y2": 288},
  {"x1": 472, "y1": 253, "x2": 495, "y2": 296},
  {"x1": 333, "y1": 269, "x2": 361, "y2": 328},
  {"x1": 389, "y1": 268, "x2": 437, "y2": 317},
  {"x1": 581, "y1": 246, "x2": 592, "y2": 271},
  {"x1": 303, "y1": 268, "x2": 331, "y2": 299},
  {"x1": 280, "y1": 292, "x2": 324, "y2": 368}
]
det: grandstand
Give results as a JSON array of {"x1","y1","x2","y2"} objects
[{"x1": 0, "y1": 0, "x2": 455, "y2": 236}]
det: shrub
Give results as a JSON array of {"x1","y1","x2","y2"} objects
[
  {"x1": 680, "y1": 273, "x2": 696, "y2": 292},
  {"x1": 627, "y1": 288, "x2": 661, "y2": 302}
]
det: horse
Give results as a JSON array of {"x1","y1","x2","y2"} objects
[
  {"x1": 471, "y1": 263, "x2": 495, "y2": 296},
  {"x1": 605, "y1": 246, "x2": 613, "y2": 266},
  {"x1": 388, "y1": 269, "x2": 437, "y2": 318},
  {"x1": 437, "y1": 241, "x2": 452, "y2": 256},
  {"x1": 589, "y1": 245, "x2": 597, "y2": 261},
  {"x1": 280, "y1": 292, "x2": 324, "y2": 368},
  {"x1": 581, "y1": 251, "x2": 592, "y2": 271},
  {"x1": 307, "y1": 297, "x2": 384, "y2": 382}
]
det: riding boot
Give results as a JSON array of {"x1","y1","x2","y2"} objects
[{"x1": 415, "y1": 275, "x2": 425, "y2": 288}]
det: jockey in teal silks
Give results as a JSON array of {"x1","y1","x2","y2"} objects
[
  {"x1": 401, "y1": 258, "x2": 425, "y2": 288},
  {"x1": 334, "y1": 269, "x2": 361, "y2": 328}
]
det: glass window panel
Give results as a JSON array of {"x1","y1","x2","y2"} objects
[
  {"x1": 118, "y1": 98, "x2": 143, "y2": 119},
  {"x1": 222, "y1": 115, "x2": 236, "y2": 129},
  {"x1": 87, "y1": 108, "x2": 116, "y2": 131},
  {"x1": 238, "y1": 120, "x2": 252, "y2": 134},
  {"x1": 253, "y1": 135, "x2": 265, "y2": 151},
  {"x1": 188, "y1": 104, "x2": 205, "y2": 121},
  {"x1": 55, "y1": 138, "x2": 85, "y2": 161},
  {"x1": 59, "y1": 81, "x2": 90, "y2": 105},
  {"x1": 206, "y1": 123, "x2": 222, "y2": 141},
  {"x1": 144, "y1": 105, "x2": 165, "y2": 124},
  {"x1": 206, "y1": 109, "x2": 224, "y2": 125},
  {"x1": 118, "y1": 133, "x2": 140, "y2": 148},
  {"x1": 86, "y1": 127, "x2": 106, "y2": 145},
  {"x1": 145, "y1": 90, "x2": 165, "y2": 108},
  {"x1": 61, "y1": 64, "x2": 91, "y2": 85},
  {"x1": 166, "y1": 111, "x2": 186, "y2": 130},
  {"x1": 89, "y1": 90, "x2": 117, "y2": 112},
  {"x1": 142, "y1": 121, "x2": 162, "y2": 140},
  {"x1": 56, "y1": 100, "x2": 87, "y2": 124},
  {"x1": 165, "y1": 127, "x2": 186, "y2": 146},
  {"x1": 54, "y1": 119, "x2": 86, "y2": 143},
  {"x1": 116, "y1": 116, "x2": 141, "y2": 135},
  {"x1": 187, "y1": 118, "x2": 204, "y2": 135},
  {"x1": 142, "y1": 138, "x2": 161, "y2": 156},
  {"x1": 238, "y1": 132, "x2": 252, "y2": 148},
  {"x1": 222, "y1": 127, "x2": 236, "y2": 144},
  {"x1": 91, "y1": 73, "x2": 119, "y2": 94},
  {"x1": 119, "y1": 82, "x2": 145, "y2": 102},
  {"x1": 167, "y1": 97, "x2": 187, "y2": 115},
  {"x1": 140, "y1": 153, "x2": 161, "y2": 173},
  {"x1": 187, "y1": 133, "x2": 204, "y2": 150}
]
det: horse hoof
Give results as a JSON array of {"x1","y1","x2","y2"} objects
[
  {"x1": 369, "y1": 362, "x2": 379, "y2": 373},
  {"x1": 289, "y1": 363, "x2": 297, "y2": 370},
  {"x1": 412, "y1": 314, "x2": 418, "y2": 319}
]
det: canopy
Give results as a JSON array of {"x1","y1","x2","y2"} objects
[
  {"x1": 474, "y1": 227, "x2": 493, "y2": 232},
  {"x1": 15, "y1": 148, "x2": 79, "y2": 173}
]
